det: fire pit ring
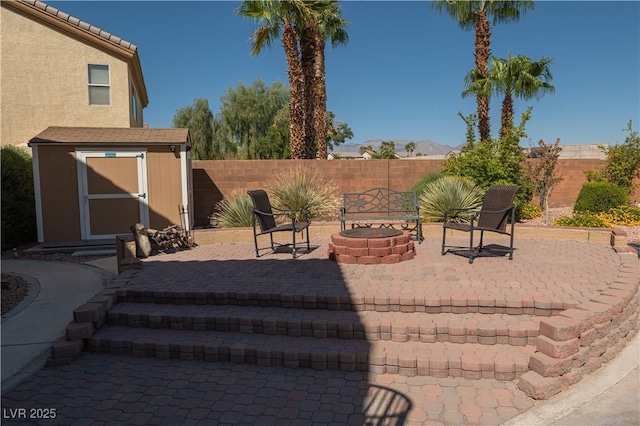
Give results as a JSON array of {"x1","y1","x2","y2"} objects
[
  {"x1": 328, "y1": 229, "x2": 415, "y2": 265},
  {"x1": 339, "y1": 228, "x2": 403, "y2": 239}
]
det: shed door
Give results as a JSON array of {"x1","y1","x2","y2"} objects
[{"x1": 77, "y1": 150, "x2": 149, "y2": 239}]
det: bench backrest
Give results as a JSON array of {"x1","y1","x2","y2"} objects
[{"x1": 342, "y1": 188, "x2": 418, "y2": 216}]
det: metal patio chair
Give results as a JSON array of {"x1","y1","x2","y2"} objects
[
  {"x1": 247, "y1": 189, "x2": 310, "y2": 258},
  {"x1": 441, "y1": 185, "x2": 520, "y2": 263}
]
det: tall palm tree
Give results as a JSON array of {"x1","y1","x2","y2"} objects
[
  {"x1": 433, "y1": 0, "x2": 534, "y2": 141},
  {"x1": 300, "y1": 24, "x2": 317, "y2": 158},
  {"x1": 313, "y1": 1, "x2": 348, "y2": 160},
  {"x1": 489, "y1": 55, "x2": 555, "y2": 138},
  {"x1": 237, "y1": 0, "x2": 319, "y2": 159}
]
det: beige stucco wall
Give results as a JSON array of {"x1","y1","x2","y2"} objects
[{"x1": 0, "y1": 5, "x2": 143, "y2": 148}]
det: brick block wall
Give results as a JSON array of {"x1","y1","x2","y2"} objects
[
  {"x1": 191, "y1": 158, "x2": 640, "y2": 227},
  {"x1": 518, "y1": 252, "x2": 639, "y2": 400}
]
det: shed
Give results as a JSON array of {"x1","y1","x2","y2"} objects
[{"x1": 29, "y1": 126, "x2": 193, "y2": 243}]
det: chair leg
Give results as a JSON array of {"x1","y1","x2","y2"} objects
[
  {"x1": 441, "y1": 227, "x2": 447, "y2": 255},
  {"x1": 478, "y1": 230, "x2": 484, "y2": 252},
  {"x1": 468, "y1": 229, "x2": 475, "y2": 264},
  {"x1": 252, "y1": 221, "x2": 260, "y2": 258},
  {"x1": 291, "y1": 228, "x2": 297, "y2": 258},
  {"x1": 508, "y1": 216, "x2": 515, "y2": 260},
  {"x1": 306, "y1": 227, "x2": 310, "y2": 251}
]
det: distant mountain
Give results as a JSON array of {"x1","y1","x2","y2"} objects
[{"x1": 331, "y1": 139, "x2": 459, "y2": 156}]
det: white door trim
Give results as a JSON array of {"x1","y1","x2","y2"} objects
[{"x1": 76, "y1": 148, "x2": 149, "y2": 239}]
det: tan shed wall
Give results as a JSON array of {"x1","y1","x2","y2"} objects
[
  {"x1": 146, "y1": 147, "x2": 185, "y2": 230},
  {"x1": 0, "y1": 5, "x2": 139, "y2": 148},
  {"x1": 37, "y1": 144, "x2": 186, "y2": 242},
  {"x1": 37, "y1": 146, "x2": 82, "y2": 241}
]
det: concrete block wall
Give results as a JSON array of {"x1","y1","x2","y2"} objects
[{"x1": 191, "y1": 158, "x2": 640, "y2": 228}]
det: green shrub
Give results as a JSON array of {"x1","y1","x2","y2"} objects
[
  {"x1": 1, "y1": 146, "x2": 37, "y2": 249},
  {"x1": 410, "y1": 171, "x2": 444, "y2": 196},
  {"x1": 573, "y1": 181, "x2": 628, "y2": 214},
  {"x1": 419, "y1": 176, "x2": 484, "y2": 222},
  {"x1": 211, "y1": 192, "x2": 253, "y2": 227},
  {"x1": 518, "y1": 203, "x2": 542, "y2": 221},
  {"x1": 554, "y1": 213, "x2": 611, "y2": 228},
  {"x1": 267, "y1": 168, "x2": 341, "y2": 221}
]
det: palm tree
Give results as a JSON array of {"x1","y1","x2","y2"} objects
[
  {"x1": 380, "y1": 140, "x2": 396, "y2": 154},
  {"x1": 405, "y1": 141, "x2": 416, "y2": 157},
  {"x1": 490, "y1": 55, "x2": 555, "y2": 138},
  {"x1": 433, "y1": 0, "x2": 534, "y2": 141},
  {"x1": 237, "y1": 1, "x2": 319, "y2": 159},
  {"x1": 313, "y1": 1, "x2": 349, "y2": 160}
]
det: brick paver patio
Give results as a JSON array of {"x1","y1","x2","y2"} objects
[{"x1": 1, "y1": 235, "x2": 636, "y2": 425}]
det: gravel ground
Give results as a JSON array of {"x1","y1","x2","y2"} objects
[{"x1": 1, "y1": 210, "x2": 638, "y2": 316}]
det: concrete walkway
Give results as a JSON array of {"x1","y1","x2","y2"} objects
[
  {"x1": 1, "y1": 238, "x2": 638, "y2": 424},
  {"x1": 1, "y1": 259, "x2": 113, "y2": 393}
]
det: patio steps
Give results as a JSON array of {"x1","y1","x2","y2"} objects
[
  {"x1": 88, "y1": 326, "x2": 535, "y2": 381},
  {"x1": 106, "y1": 302, "x2": 541, "y2": 346},
  {"x1": 86, "y1": 295, "x2": 539, "y2": 381}
]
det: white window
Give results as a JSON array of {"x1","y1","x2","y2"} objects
[{"x1": 88, "y1": 64, "x2": 110, "y2": 105}]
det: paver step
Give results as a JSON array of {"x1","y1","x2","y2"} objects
[
  {"x1": 107, "y1": 302, "x2": 540, "y2": 346},
  {"x1": 88, "y1": 326, "x2": 534, "y2": 381},
  {"x1": 115, "y1": 288, "x2": 565, "y2": 316}
]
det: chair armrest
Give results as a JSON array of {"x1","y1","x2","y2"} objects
[
  {"x1": 271, "y1": 206, "x2": 310, "y2": 222},
  {"x1": 443, "y1": 207, "x2": 480, "y2": 223},
  {"x1": 478, "y1": 204, "x2": 515, "y2": 214}
]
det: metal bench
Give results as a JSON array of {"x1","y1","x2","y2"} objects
[{"x1": 340, "y1": 187, "x2": 423, "y2": 243}]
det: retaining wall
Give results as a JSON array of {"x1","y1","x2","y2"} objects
[{"x1": 518, "y1": 242, "x2": 640, "y2": 399}]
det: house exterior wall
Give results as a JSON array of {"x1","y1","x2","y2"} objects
[{"x1": 0, "y1": 4, "x2": 143, "y2": 148}]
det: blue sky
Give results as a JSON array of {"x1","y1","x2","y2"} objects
[{"x1": 50, "y1": 1, "x2": 639, "y2": 148}]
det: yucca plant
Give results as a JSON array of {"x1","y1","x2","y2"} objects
[
  {"x1": 419, "y1": 176, "x2": 484, "y2": 223},
  {"x1": 211, "y1": 192, "x2": 253, "y2": 227},
  {"x1": 267, "y1": 168, "x2": 341, "y2": 221}
]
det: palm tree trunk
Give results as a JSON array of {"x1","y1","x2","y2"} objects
[
  {"x1": 500, "y1": 93, "x2": 514, "y2": 139},
  {"x1": 475, "y1": 9, "x2": 492, "y2": 141},
  {"x1": 314, "y1": 34, "x2": 328, "y2": 160},
  {"x1": 300, "y1": 27, "x2": 317, "y2": 159},
  {"x1": 283, "y1": 22, "x2": 305, "y2": 159}
]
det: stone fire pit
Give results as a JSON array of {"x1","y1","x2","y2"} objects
[{"x1": 328, "y1": 228, "x2": 415, "y2": 264}]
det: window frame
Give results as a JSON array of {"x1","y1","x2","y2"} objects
[{"x1": 87, "y1": 64, "x2": 111, "y2": 106}]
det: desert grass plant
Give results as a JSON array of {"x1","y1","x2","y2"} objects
[
  {"x1": 411, "y1": 171, "x2": 445, "y2": 196},
  {"x1": 419, "y1": 176, "x2": 484, "y2": 223},
  {"x1": 211, "y1": 192, "x2": 253, "y2": 228},
  {"x1": 267, "y1": 168, "x2": 341, "y2": 221}
]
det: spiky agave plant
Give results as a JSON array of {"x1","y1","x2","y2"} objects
[
  {"x1": 419, "y1": 176, "x2": 484, "y2": 223},
  {"x1": 267, "y1": 167, "x2": 341, "y2": 221},
  {"x1": 211, "y1": 192, "x2": 253, "y2": 228}
]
